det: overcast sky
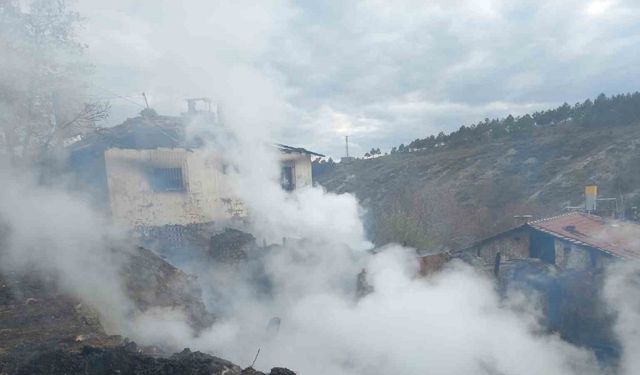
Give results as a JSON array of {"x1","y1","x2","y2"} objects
[{"x1": 77, "y1": 0, "x2": 640, "y2": 158}]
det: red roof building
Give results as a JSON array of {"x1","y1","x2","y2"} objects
[
  {"x1": 457, "y1": 212, "x2": 640, "y2": 271},
  {"x1": 528, "y1": 212, "x2": 640, "y2": 260}
]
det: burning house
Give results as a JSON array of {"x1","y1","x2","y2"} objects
[
  {"x1": 68, "y1": 106, "x2": 323, "y2": 229},
  {"x1": 454, "y1": 211, "x2": 640, "y2": 271}
]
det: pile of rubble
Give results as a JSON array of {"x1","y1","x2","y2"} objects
[
  {"x1": 12, "y1": 344, "x2": 295, "y2": 375},
  {"x1": 122, "y1": 246, "x2": 215, "y2": 330}
]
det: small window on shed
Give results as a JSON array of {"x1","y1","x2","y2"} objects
[{"x1": 147, "y1": 167, "x2": 185, "y2": 192}]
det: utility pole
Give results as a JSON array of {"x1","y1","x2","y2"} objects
[
  {"x1": 141, "y1": 92, "x2": 150, "y2": 109},
  {"x1": 345, "y1": 136, "x2": 350, "y2": 158}
]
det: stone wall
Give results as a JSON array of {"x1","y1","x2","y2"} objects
[
  {"x1": 557, "y1": 240, "x2": 615, "y2": 270},
  {"x1": 470, "y1": 227, "x2": 531, "y2": 265}
]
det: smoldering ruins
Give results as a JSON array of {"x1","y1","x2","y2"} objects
[
  {"x1": 4, "y1": 101, "x2": 640, "y2": 375},
  {"x1": 3, "y1": 1, "x2": 640, "y2": 375}
]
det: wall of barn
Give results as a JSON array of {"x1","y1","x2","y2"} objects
[
  {"x1": 554, "y1": 240, "x2": 590, "y2": 269},
  {"x1": 471, "y1": 228, "x2": 531, "y2": 265},
  {"x1": 554, "y1": 240, "x2": 615, "y2": 269},
  {"x1": 464, "y1": 227, "x2": 620, "y2": 270},
  {"x1": 105, "y1": 148, "x2": 242, "y2": 228}
]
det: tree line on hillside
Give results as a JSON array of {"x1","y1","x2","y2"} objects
[
  {"x1": 364, "y1": 148, "x2": 382, "y2": 158},
  {"x1": 391, "y1": 92, "x2": 640, "y2": 153},
  {"x1": 311, "y1": 157, "x2": 337, "y2": 179}
]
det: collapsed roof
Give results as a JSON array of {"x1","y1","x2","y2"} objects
[
  {"x1": 70, "y1": 114, "x2": 197, "y2": 152},
  {"x1": 66, "y1": 112, "x2": 324, "y2": 204},
  {"x1": 69, "y1": 112, "x2": 323, "y2": 156}
]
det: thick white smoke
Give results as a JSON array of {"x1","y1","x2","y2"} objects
[
  {"x1": 0, "y1": 168, "x2": 134, "y2": 333},
  {"x1": 159, "y1": 83, "x2": 608, "y2": 375},
  {"x1": 0, "y1": 163, "x2": 629, "y2": 375},
  {"x1": 0, "y1": 60, "x2": 636, "y2": 375},
  {"x1": 182, "y1": 71, "x2": 370, "y2": 249},
  {"x1": 604, "y1": 263, "x2": 640, "y2": 375},
  {"x1": 2, "y1": 2, "x2": 640, "y2": 375},
  {"x1": 190, "y1": 246, "x2": 604, "y2": 375}
]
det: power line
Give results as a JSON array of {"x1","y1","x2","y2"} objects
[
  {"x1": 83, "y1": 94, "x2": 143, "y2": 102},
  {"x1": 89, "y1": 84, "x2": 146, "y2": 108}
]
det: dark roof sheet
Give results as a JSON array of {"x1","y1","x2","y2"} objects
[
  {"x1": 276, "y1": 144, "x2": 325, "y2": 157},
  {"x1": 458, "y1": 225, "x2": 529, "y2": 252}
]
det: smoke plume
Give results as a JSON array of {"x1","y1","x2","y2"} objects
[{"x1": 2, "y1": 2, "x2": 640, "y2": 375}]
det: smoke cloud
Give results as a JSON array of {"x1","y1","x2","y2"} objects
[
  {"x1": 135, "y1": 91, "x2": 615, "y2": 375},
  {"x1": 604, "y1": 263, "x2": 640, "y2": 375},
  {"x1": 2, "y1": 2, "x2": 640, "y2": 375},
  {"x1": 0, "y1": 167, "x2": 134, "y2": 332},
  {"x1": 187, "y1": 246, "x2": 603, "y2": 375}
]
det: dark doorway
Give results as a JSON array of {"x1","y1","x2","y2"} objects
[
  {"x1": 529, "y1": 230, "x2": 556, "y2": 265},
  {"x1": 281, "y1": 165, "x2": 294, "y2": 191}
]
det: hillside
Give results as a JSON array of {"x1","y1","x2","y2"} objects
[{"x1": 316, "y1": 97, "x2": 640, "y2": 250}]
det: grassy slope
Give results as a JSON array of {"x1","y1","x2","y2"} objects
[{"x1": 317, "y1": 122, "x2": 640, "y2": 249}]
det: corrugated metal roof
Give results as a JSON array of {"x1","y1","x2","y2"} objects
[
  {"x1": 528, "y1": 212, "x2": 640, "y2": 259},
  {"x1": 276, "y1": 144, "x2": 325, "y2": 157}
]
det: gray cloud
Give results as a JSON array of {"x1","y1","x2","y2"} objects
[{"x1": 77, "y1": 0, "x2": 640, "y2": 157}]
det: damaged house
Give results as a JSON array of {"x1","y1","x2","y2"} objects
[
  {"x1": 68, "y1": 104, "x2": 323, "y2": 229},
  {"x1": 455, "y1": 211, "x2": 640, "y2": 272}
]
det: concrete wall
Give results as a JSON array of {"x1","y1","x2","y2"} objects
[
  {"x1": 105, "y1": 148, "x2": 314, "y2": 228},
  {"x1": 279, "y1": 152, "x2": 313, "y2": 189},
  {"x1": 561, "y1": 242, "x2": 592, "y2": 269},
  {"x1": 105, "y1": 148, "x2": 244, "y2": 228}
]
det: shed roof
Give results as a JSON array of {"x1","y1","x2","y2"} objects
[
  {"x1": 528, "y1": 212, "x2": 640, "y2": 259},
  {"x1": 276, "y1": 143, "x2": 325, "y2": 157},
  {"x1": 457, "y1": 225, "x2": 529, "y2": 253}
]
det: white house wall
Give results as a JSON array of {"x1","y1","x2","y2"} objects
[
  {"x1": 105, "y1": 148, "x2": 239, "y2": 228},
  {"x1": 105, "y1": 148, "x2": 314, "y2": 228},
  {"x1": 279, "y1": 153, "x2": 312, "y2": 188}
]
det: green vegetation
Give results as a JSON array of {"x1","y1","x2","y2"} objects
[
  {"x1": 393, "y1": 92, "x2": 640, "y2": 152},
  {"x1": 375, "y1": 210, "x2": 434, "y2": 249},
  {"x1": 318, "y1": 91, "x2": 640, "y2": 250}
]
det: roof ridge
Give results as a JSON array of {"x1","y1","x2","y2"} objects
[{"x1": 528, "y1": 211, "x2": 581, "y2": 225}]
